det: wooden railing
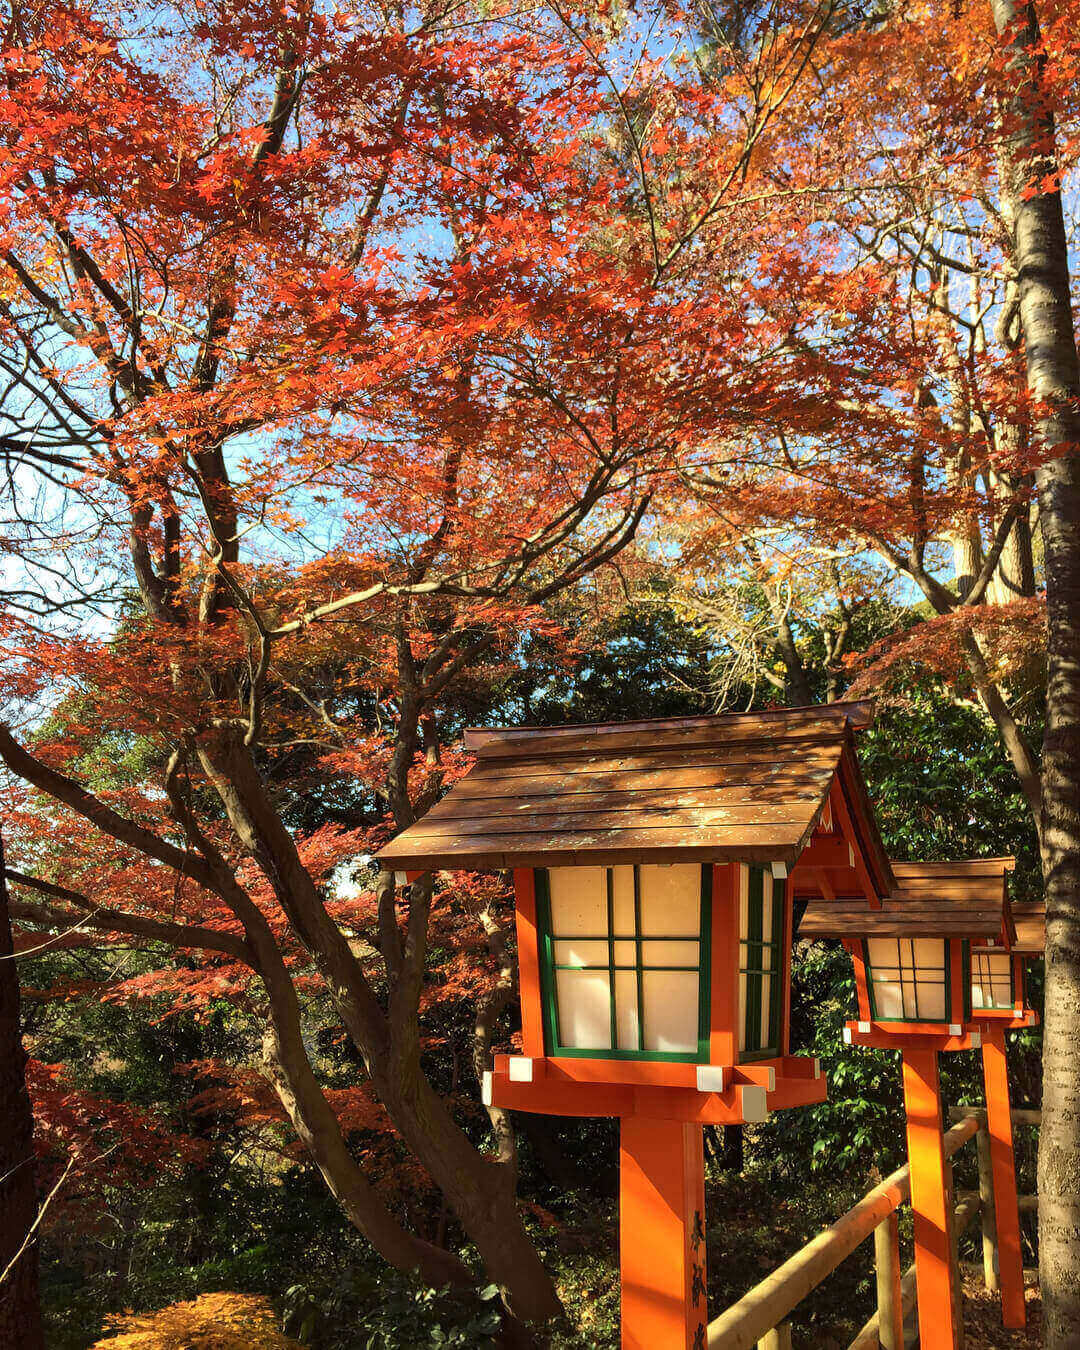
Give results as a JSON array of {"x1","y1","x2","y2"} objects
[{"x1": 706, "y1": 1110, "x2": 1040, "y2": 1350}]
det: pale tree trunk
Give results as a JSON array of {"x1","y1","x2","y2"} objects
[
  {"x1": 938, "y1": 274, "x2": 986, "y2": 598},
  {"x1": 0, "y1": 839, "x2": 44, "y2": 1350},
  {"x1": 986, "y1": 472, "x2": 1036, "y2": 604},
  {"x1": 988, "y1": 0, "x2": 1080, "y2": 1342}
]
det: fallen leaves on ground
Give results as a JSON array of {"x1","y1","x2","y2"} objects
[{"x1": 90, "y1": 1292, "x2": 302, "y2": 1350}]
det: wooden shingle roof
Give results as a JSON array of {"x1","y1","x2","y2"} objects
[
  {"x1": 1011, "y1": 900, "x2": 1045, "y2": 954},
  {"x1": 377, "y1": 702, "x2": 887, "y2": 874},
  {"x1": 799, "y1": 858, "x2": 1015, "y2": 941}
]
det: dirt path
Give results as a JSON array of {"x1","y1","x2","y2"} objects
[{"x1": 961, "y1": 1271, "x2": 1042, "y2": 1348}]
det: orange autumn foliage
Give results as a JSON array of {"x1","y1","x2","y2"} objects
[{"x1": 90, "y1": 1293, "x2": 301, "y2": 1350}]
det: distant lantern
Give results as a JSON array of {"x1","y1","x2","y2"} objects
[
  {"x1": 800, "y1": 858, "x2": 1040, "y2": 1347},
  {"x1": 379, "y1": 703, "x2": 894, "y2": 1350}
]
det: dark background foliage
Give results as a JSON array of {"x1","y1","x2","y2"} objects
[{"x1": 24, "y1": 598, "x2": 1042, "y2": 1348}]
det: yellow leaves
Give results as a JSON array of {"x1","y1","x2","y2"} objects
[{"x1": 91, "y1": 1292, "x2": 303, "y2": 1350}]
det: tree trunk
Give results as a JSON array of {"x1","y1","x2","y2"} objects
[
  {"x1": 0, "y1": 839, "x2": 45, "y2": 1350},
  {"x1": 197, "y1": 731, "x2": 561, "y2": 1321},
  {"x1": 988, "y1": 1, "x2": 1080, "y2": 1342}
]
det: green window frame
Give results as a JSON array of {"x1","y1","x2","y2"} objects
[
  {"x1": 738, "y1": 865, "x2": 784, "y2": 1061},
  {"x1": 864, "y1": 937, "x2": 954, "y2": 1023},
  {"x1": 535, "y1": 864, "x2": 712, "y2": 1062},
  {"x1": 963, "y1": 942, "x2": 1016, "y2": 1015}
]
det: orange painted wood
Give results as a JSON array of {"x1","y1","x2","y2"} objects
[
  {"x1": 828, "y1": 776, "x2": 884, "y2": 907},
  {"x1": 710, "y1": 863, "x2": 739, "y2": 1066},
  {"x1": 837, "y1": 755, "x2": 896, "y2": 898},
  {"x1": 949, "y1": 941, "x2": 965, "y2": 1023},
  {"x1": 545, "y1": 1059, "x2": 705, "y2": 1088},
  {"x1": 982, "y1": 1026, "x2": 1026, "y2": 1329},
  {"x1": 763, "y1": 1076, "x2": 829, "y2": 1111},
  {"x1": 846, "y1": 1023, "x2": 981, "y2": 1051},
  {"x1": 490, "y1": 1075, "x2": 635, "y2": 1117},
  {"x1": 534, "y1": 1057, "x2": 817, "y2": 1092},
  {"x1": 620, "y1": 1117, "x2": 707, "y2": 1350},
  {"x1": 791, "y1": 835, "x2": 852, "y2": 870},
  {"x1": 512, "y1": 869, "x2": 544, "y2": 1058},
  {"x1": 781, "y1": 872, "x2": 794, "y2": 1055},
  {"x1": 848, "y1": 941, "x2": 872, "y2": 1022},
  {"x1": 901, "y1": 1047, "x2": 961, "y2": 1350},
  {"x1": 631, "y1": 1084, "x2": 768, "y2": 1124},
  {"x1": 488, "y1": 1071, "x2": 784, "y2": 1125},
  {"x1": 769, "y1": 1054, "x2": 824, "y2": 1079}
]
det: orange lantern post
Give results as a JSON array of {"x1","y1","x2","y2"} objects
[
  {"x1": 800, "y1": 860, "x2": 1041, "y2": 1347},
  {"x1": 378, "y1": 704, "x2": 895, "y2": 1348},
  {"x1": 967, "y1": 897, "x2": 1044, "y2": 1329}
]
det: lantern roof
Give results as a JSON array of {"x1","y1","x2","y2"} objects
[
  {"x1": 376, "y1": 701, "x2": 891, "y2": 877},
  {"x1": 799, "y1": 858, "x2": 1016, "y2": 942},
  {"x1": 1011, "y1": 900, "x2": 1045, "y2": 954}
]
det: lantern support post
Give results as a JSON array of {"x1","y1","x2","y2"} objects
[
  {"x1": 900, "y1": 1046, "x2": 962, "y2": 1350},
  {"x1": 980, "y1": 1024, "x2": 1026, "y2": 1328},
  {"x1": 620, "y1": 1116, "x2": 707, "y2": 1350}
]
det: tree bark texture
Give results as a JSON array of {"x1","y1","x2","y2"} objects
[
  {"x1": 0, "y1": 840, "x2": 45, "y2": 1350},
  {"x1": 988, "y1": 1, "x2": 1080, "y2": 1342}
]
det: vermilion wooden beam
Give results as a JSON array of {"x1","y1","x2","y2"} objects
[
  {"x1": 709, "y1": 862, "x2": 739, "y2": 1066},
  {"x1": 780, "y1": 871, "x2": 794, "y2": 1055},
  {"x1": 486, "y1": 1069, "x2": 782, "y2": 1124},
  {"x1": 512, "y1": 868, "x2": 544, "y2": 1058},
  {"x1": 901, "y1": 1047, "x2": 961, "y2": 1350},
  {"x1": 981, "y1": 1025, "x2": 1026, "y2": 1329},
  {"x1": 620, "y1": 1118, "x2": 707, "y2": 1350},
  {"x1": 949, "y1": 941, "x2": 965, "y2": 1022},
  {"x1": 844, "y1": 1022, "x2": 982, "y2": 1052}
]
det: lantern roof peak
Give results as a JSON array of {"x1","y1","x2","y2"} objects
[
  {"x1": 462, "y1": 700, "x2": 874, "y2": 757},
  {"x1": 800, "y1": 855, "x2": 1018, "y2": 944},
  {"x1": 377, "y1": 702, "x2": 888, "y2": 877}
]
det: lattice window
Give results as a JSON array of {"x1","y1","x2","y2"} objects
[
  {"x1": 738, "y1": 865, "x2": 783, "y2": 1059},
  {"x1": 865, "y1": 937, "x2": 949, "y2": 1021},
  {"x1": 537, "y1": 864, "x2": 710, "y2": 1060},
  {"x1": 970, "y1": 950, "x2": 1014, "y2": 1011}
]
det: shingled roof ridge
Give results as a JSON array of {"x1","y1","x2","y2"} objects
[{"x1": 464, "y1": 700, "x2": 873, "y2": 757}]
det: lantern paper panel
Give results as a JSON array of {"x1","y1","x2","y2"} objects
[
  {"x1": 539, "y1": 863, "x2": 709, "y2": 1059},
  {"x1": 970, "y1": 950, "x2": 1015, "y2": 1011},
  {"x1": 738, "y1": 865, "x2": 783, "y2": 1058},
  {"x1": 866, "y1": 937, "x2": 949, "y2": 1021}
]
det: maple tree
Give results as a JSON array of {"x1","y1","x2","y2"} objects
[
  {"x1": 0, "y1": 0, "x2": 896, "y2": 1323},
  {"x1": 4, "y1": 0, "x2": 1080, "y2": 1334},
  {"x1": 0, "y1": 844, "x2": 43, "y2": 1350},
  {"x1": 651, "y1": 0, "x2": 1080, "y2": 1336}
]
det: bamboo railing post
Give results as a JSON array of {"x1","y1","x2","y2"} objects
[
  {"x1": 946, "y1": 1159, "x2": 965, "y2": 1350},
  {"x1": 874, "y1": 1211, "x2": 904, "y2": 1350},
  {"x1": 975, "y1": 1116, "x2": 998, "y2": 1291},
  {"x1": 756, "y1": 1324, "x2": 792, "y2": 1350},
  {"x1": 707, "y1": 1117, "x2": 980, "y2": 1350}
]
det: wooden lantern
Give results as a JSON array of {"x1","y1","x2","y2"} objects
[
  {"x1": 379, "y1": 702, "x2": 896, "y2": 1349},
  {"x1": 800, "y1": 860, "x2": 1041, "y2": 1346}
]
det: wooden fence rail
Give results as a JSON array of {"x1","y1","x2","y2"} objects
[{"x1": 706, "y1": 1110, "x2": 1040, "y2": 1350}]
